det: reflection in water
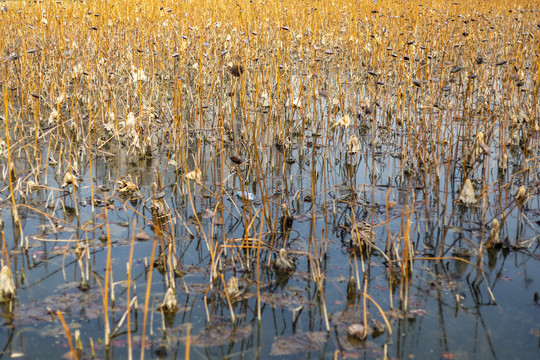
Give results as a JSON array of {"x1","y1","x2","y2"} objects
[{"x1": 1, "y1": 3, "x2": 540, "y2": 360}]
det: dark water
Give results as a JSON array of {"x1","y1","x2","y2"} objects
[{"x1": 1, "y1": 118, "x2": 539, "y2": 360}]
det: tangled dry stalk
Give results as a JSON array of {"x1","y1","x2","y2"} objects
[{"x1": 1, "y1": 0, "x2": 539, "y2": 358}]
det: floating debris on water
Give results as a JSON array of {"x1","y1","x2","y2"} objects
[{"x1": 236, "y1": 191, "x2": 255, "y2": 201}]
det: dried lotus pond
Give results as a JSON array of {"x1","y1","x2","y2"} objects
[{"x1": 0, "y1": 0, "x2": 539, "y2": 359}]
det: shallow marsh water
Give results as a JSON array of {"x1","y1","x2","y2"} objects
[
  {"x1": 1, "y1": 108, "x2": 539, "y2": 359},
  {"x1": 1, "y1": 0, "x2": 540, "y2": 359}
]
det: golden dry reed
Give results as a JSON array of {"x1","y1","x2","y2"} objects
[{"x1": 1, "y1": 0, "x2": 539, "y2": 358}]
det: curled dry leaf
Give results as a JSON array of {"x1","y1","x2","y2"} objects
[
  {"x1": 0, "y1": 266, "x2": 15, "y2": 301},
  {"x1": 117, "y1": 179, "x2": 139, "y2": 196},
  {"x1": 275, "y1": 248, "x2": 296, "y2": 274},
  {"x1": 48, "y1": 109, "x2": 59, "y2": 125},
  {"x1": 508, "y1": 129, "x2": 520, "y2": 147},
  {"x1": 9, "y1": 161, "x2": 17, "y2": 182},
  {"x1": 333, "y1": 114, "x2": 351, "y2": 129},
  {"x1": 498, "y1": 153, "x2": 508, "y2": 171},
  {"x1": 225, "y1": 276, "x2": 242, "y2": 301},
  {"x1": 160, "y1": 287, "x2": 178, "y2": 312},
  {"x1": 473, "y1": 132, "x2": 490, "y2": 156},
  {"x1": 346, "y1": 135, "x2": 361, "y2": 154},
  {"x1": 185, "y1": 168, "x2": 202, "y2": 182},
  {"x1": 515, "y1": 185, "x2": 527, "y2": 201},
  {"x1": 485, "y1": 219, "x2": 501, "y2": 248},
  {"x1": 135, "y1": 229, "x2": 151, "y2": 241},
  {"x1": 151, "y1": 198, "x2": 167, "y2": 218},
  {"x1": 25, "y1": 180, "x2": 39, "y2": 191},
  {"x1": 347, "y1": 323, "x2": 367, "y2": 340},
  {"x1": 131, "y1": 65, "x2": 147, "y2": 81},
  {"x1": 72, "y1": 63, "x2": 83, "y2": 79},
  {"x1": 125, "y1": 111, "x2": 138, "y2": 138},
  {"x1": 260, "y1": 91, "x2": 271, "y2": 107},
  {"x1": 280, "y1": 203, "x2": 294, "y2": 231},
  {"x1": 351, "y1": 221, "x2": 376, "y2": 249},
  {"x1": 202, "y1": 208, "x2": 215, "y2": 218},
  {"x1": 458, "y1": 179, "x2": 476, "y2": 206},
  {"x1": 230, "y1": 154, "x2": 246, "y2": 165},
  {"x1": 61, "y1": 172, "x2": 78, "y2": 189}
]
